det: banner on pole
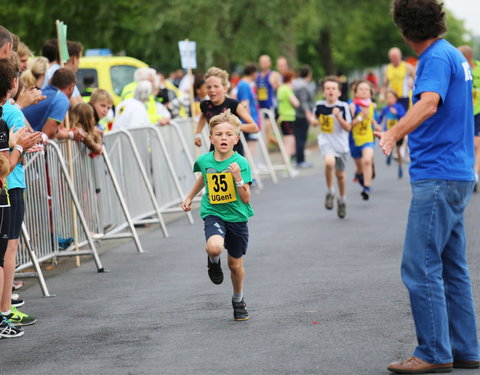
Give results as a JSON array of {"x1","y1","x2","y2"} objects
[
  {"x1": 178, "y1": 40, "x2": 197, "y2": 70},
  {"x1": 56, "y1": 21, "x2": 70, "y2": 64}
]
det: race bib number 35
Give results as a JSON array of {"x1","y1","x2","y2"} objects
[
  {"x1": 207, "y1": 172, "x2": 237, "y2": 204},
  {"x1": 319, "y1": 114, "x2": 334, "y2": 134}
]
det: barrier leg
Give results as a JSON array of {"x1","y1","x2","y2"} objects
[
  {"x1": 102, "y1": 146, "x2": 145, "y2": 253},
  {"x1": 18, "y1": 224, "x2": 53, "y2": 297}
]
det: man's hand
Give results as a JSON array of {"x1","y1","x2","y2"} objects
[
  {"x1": 15, "y1": 87, "x2": 46, "y2": 108},
  {"x1": 374, "y1": 130, "x2": 396, "y2": 156},
  {"x1": 228, "y1": 162, "x2": 242, "y2": 181}
]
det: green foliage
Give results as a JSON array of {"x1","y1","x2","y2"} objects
[{"x1": 2, "y1": 0, "x2": 472, "y2": 77}]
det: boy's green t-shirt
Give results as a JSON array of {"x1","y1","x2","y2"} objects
[
  {"x1": 193, "y1": 151, "x2": 254, "y2": 222},
  {"x1": 277, "y1": 84, "x2": 296, "y2": 122}
]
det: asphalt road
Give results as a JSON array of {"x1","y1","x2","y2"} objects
[{"x1": 3, "y1": 147, "x2": 480, "y2": 375}]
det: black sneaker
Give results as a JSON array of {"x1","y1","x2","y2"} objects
[
  {"x1": 0, "y1": 315, "x2": 24, "y2": 339},
  {"x1": 232, "y1": 299, "x2": 249, "y2": 321},
  {"x1": 11, "y1": 298, "x2": 24, "y2": 308},
  {"x1": 207, "y1": 257, "x2": 223, "y2": 285},
  {"x1": 361, "y1": 189, "x2": 370, "y2": 201},
  {"x1": 337, "y1": 199, "x2": 346, "y2": 219}
]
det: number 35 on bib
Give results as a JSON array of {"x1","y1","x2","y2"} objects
[{"x1": 207, "y1": 172, "x2": 237, "y2": 204}]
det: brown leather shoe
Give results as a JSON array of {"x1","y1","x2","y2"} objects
[
  {"x1": 453, "y1": 359, "x2": 480, "y2": 369},
  {"x1": 387, "y1": 356, "x2": 452, "y2": 374}
]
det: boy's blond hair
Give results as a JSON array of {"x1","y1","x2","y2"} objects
[
  {"x1": 209, "y1": 109, "x2": 242, "y2": 135},
  {"x1": 204, "y1": 66, "x2": 230, "y2": 89},
  {"x1": 0, "y1": 154, "x2": 10, "y2": 183},
  {"x1": 90, "y1": 88, "x2": 113, "y2": 105}
]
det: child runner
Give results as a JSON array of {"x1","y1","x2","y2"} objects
[
  {"x1": 194, "y1": 67, "x2": 258, "y2": 156},
  {"x1": 349, "y1": 80, "x2": 381, "y2": 200},
  {"x1": 378, "y1": 90, "x2": 406, "y2": 178},
  {"x1": 314, "y1": 76, "x2": 352, "y2": 218},
  {"x1": 277, "y1": 71, "x2": 300, "y2": 160},
  {"x1": 183, "y1": 110, "x2": 254, "y2": 321}
]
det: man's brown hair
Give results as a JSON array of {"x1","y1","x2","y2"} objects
[{"x1": 51, "y1": 67, "x2": 76, "y2": 89}]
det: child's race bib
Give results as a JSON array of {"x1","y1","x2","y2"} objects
[
  {"x1": 387, "y1": 119, "x2": 398, "y2": 130},
  {"x1": 319, "y1": 114, "x2": 334, "y2": 134},
  {"x1": 257, "y1": 87, "x2": 268, "y2": 101},
  {"x1": 206, "y1": 172, "x2": 237, "y2": 204}
]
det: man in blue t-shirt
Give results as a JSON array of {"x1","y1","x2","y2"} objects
[
  {"x1": 22, "y1": 68, "x2": 84, "y2": 141},
  {"x1": 376, "y1": 1, "x2": 479, "y2": 373}
]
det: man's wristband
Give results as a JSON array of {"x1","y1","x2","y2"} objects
[
  {"x1": 14, "y1": 145, "x2": 24, "y2": 154},
  {"x1": 194, "y1": 133, "x2": 202, "y2": 140},
  {"x1": 69, "y1": 131, "x2": 74, "y2": 140},
  {"x1": 235, "y1": 179, "x2": 245, "y2": 187}
]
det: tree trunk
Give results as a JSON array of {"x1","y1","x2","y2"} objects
[{"x1": 316, "y1": 27, "x2": 336, "y2": 75}]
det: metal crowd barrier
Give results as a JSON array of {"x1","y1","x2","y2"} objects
[
  {"x1": 260, "y1": 109, "x2": 296, "y2": 178},
  {"x1": 16, "y1": 139, "x2": 146, "y2": 296}
]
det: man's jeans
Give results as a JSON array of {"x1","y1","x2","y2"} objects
[{"x1": 402, "y1": 179, "x2": 479, "y2": 364}]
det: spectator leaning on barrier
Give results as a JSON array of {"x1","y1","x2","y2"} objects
[
  {"x1": 21, "y1": 56, "x2": 48, "y2": 90},
  {"x1": 376, "y1": 0, "x2": 480, "y2": 373},
  {"x1": 22, "y1": 68, "x2": 84, "y2": 141},
  {"x1": 0, "y1": 58, "x2": 42, "y2": 337},
  {"x1": 113, "y1": 80, "x2": 151, "y2": 130},
  {"x1": 69, "y1": 103, "x2": 103, "y2": 155},
  {"x1": 17, "y1": 42, "x2": 32, "y2": 73}
]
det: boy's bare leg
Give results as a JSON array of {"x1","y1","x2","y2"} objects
[
  {"x1": 361, "y1": 147, "x2": 374, "y2": 187},
  {"x1": 1, "y1": 240, "x2": 18, "y2": 312},
  {"x1": 228, "y1": 255, "x2": 245, "y2": 296},
  {"x1": 324, "y1": 155, "x2": 335, "y2": 190},
  {"x1": 336, "y1": 169, "x2": 346, "y2": 197},
  {"x1": 206, "y1": 235, "x2": 223, "y2": 259}
]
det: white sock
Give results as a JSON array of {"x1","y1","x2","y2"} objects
[
  {"x1": 209, "y1": 256, "x2": 220, "y2": 264},
  {"x1": 327, "y1": 188, "x2": 335, "y2": 195},
  {"x1": 1, "y1": 309, "x2": 11, "y2": 315},
  {"x1": 338, "y1": 196, "x2": 346, "y2": 203},
  {"x1": 232, "y1": 293, "x2": 243, "y2": 302}
]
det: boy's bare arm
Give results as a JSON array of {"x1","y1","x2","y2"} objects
[
  {"x1": 236, "y1": 104, "x2": 259, "y2": 133},
  {"x1": 182, "y1": 175, "x2": 205, "y2": 212},
  {"x1": 228, "y1": 162, "x2": 250, "y2": 204},
  {"x1": 333, "y1": 107, "x2": 351, "y2": 131},
  {"x1": 194, "y1": 115, "x2": 206, "y2": 146}
]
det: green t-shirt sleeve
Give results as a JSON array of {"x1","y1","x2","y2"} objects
[
  {"x1": 193, "y1": 161, "x2": 200, "y2": 173},
  {"x1": 240, "y1": 159, "x2": 252, "y2": 184}
]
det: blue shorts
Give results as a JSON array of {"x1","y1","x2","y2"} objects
[
  {"x1": 475, "y1": 113, "x2": 480, "y2": 136},
  {"x1": 350, "y1": 142, "x2": 374, "y2": 159},
  {"x1": 203, "y1": 215, "x2": 249, "y2": 259}
]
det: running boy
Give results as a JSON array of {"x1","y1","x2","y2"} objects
[
  {"x1": 314, "y1": 76, "x2": 352, "y2": 218},
  {"x1": 378, "y1": 90, "x2": 406, "y2": 178},
  {"x1": 194, "y1": 67, "x2": 258, "y2": 156},
  {"x1": 182, "y1": 110, "x2": 254, "y2": 321}
]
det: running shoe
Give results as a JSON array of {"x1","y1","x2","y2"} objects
[
  {"x1": 12, "y1": 280, "x2": 24, "y2": 291},
  {"x1": 361, "y1": 190, "x2": 370, "y2": 201},
  {"x1": 207, "y1": 257, "x2": 223, "y2": 285},
  {"x1": 11, "y1": 298, "x2": 24, "y2": 308},
  {"x1": 325, "y1": 193, "x2": 335, "y2": 210},
  {"x1": 4, "y1": 306, "x2": 37, "y2": 326},
  {"x1": 337, "y1": 200, "x2": 346, "y2": 219},
  {"x1": 0, "y1": 315, "x2": 24, "y2": 338},
  {"x1": 232, "y1": 299, "x2": 249, "y2": 321}
]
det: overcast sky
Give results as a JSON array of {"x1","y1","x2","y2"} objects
[{"x1": 443, "y1": 0, "x2": 480, "y2": 36}]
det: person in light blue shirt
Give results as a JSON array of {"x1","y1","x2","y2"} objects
[{"x1": 377, "y1": 0, "x2": 479, "y2": 373}]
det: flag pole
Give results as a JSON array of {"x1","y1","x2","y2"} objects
[{"x1": 56, "y1": 20, "x2": 81, "y2": 267}]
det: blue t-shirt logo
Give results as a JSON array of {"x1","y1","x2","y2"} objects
[{"x1": 463, "y1": 62, "x2": 473, "y2": 81}]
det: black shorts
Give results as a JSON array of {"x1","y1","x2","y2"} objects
[
  {"x1": 280, "y1": 121, "x2": 295, "y2": 136},
  {"x1": 8, "y1": 188, "x2": 24, "y2": 239},
  {"x1": 0, "y1": 206, "x2": 10, "y2": 267},
  {"x1": 475, "y1": 113, "x2": 480, "y2": 136},
  {"x1": 203, "y1": 215, "x2": 248, "y2": 259}
]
